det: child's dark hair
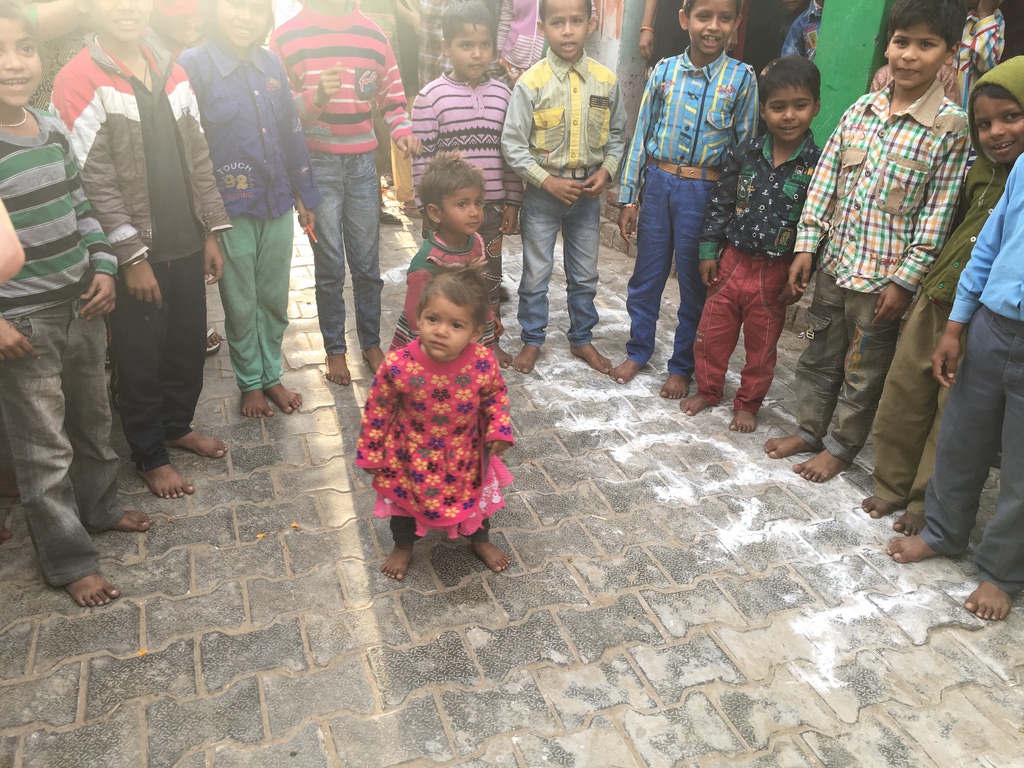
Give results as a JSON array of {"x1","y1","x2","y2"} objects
[
  {"x1": 418, "y1": 153, "x2": 485, "y2": 211},
  {"x1": 972, "y1": 82, "x2": 1018, "y2": 108},
  {"x1": 200, "y1": 0, "x2": 275, "y2": 44},
  {"x1": 442, "y1": 0, "x2": 496, "y2": 42},
  {"x1": 887, "y1": 0, "x2": 963, "y2": 49},
  {"x1": 539, "y1": 0, "x2": 592, "y2": 22},
  {"x1": 759, "y1": 57, "x2": 821, "y2": 103},
  {"x1": 0, "y1": 0, "x2": 32, "y2": 29},
  {"x1": 417, "y1": 268, "x2": 491, "y2": 330},
  {"x1": 682, "y1": 0, "x2": 743, "y2": 15}
]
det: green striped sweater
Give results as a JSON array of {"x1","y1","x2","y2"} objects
[{"x1": 0, "y1": 108, "x2": 115, "y2": 318}]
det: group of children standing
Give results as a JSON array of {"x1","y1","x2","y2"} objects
[{"x1": 1, "y1": 0, "x2": 1021, "y2": 622}]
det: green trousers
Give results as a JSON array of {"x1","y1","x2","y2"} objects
[
  {"x1": 870, "y1": 297, "x2": 961, "y2": 515},
  {"x1": 218, "y1": 212, "x2": 295, "y2": 392}
]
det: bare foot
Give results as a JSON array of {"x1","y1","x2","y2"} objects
[
  {"x1": 764, "y1": 434, "x2": 815, "y2": 459},
  {"x1": 862, "y1": 495, "x2": 901, "y2": 519},
  {"x1": 793, "y1": 450, "x2": 851, "y2": 483},
  {"x1": 110, "y1": 509, "x2": 151, "y2": 532},
  {"x1": 65, "y1": 573, "x2": 120, "y2": 607},
  {"x1": 609, "y1": 358, "x2": 641, "y2": 385},
  {"x1": 325, "y1": 354, "x2": 351, "y2": 385},
  {"x1": 241, "y1": 389, "x2": 274, "y2": 418},
  {"x1": 965, "y1": 581, "x2": 1012, "y2": 621},
  {"x1": 570, "y1": 344, "x2": 612, "y2": 374},
  {"x1": 137, "y1": 465, "x2": 195, "y2": 499},
  {"x1": 493, "y1": 343, "x2": 513, "y2": 369},
  {"x1": 512, "y1": 344, "x2": 541, "y2": 374},
  {"x1": 165, "y1": 431, "x2": 227, "y2": 459},
  {"x1": 472, "y1": 539, "x2": 510, "y2": 572},
  {"x1": 660, "y1": 374, "x2": 690, "y2": 399},
  {"x1": 264, "y1": 383, "x2": 302, "y2": 414},
  {"x1": 0, "y1": 469, "x2": 18, "y2": 498},
  {"x1": 892, "y1": 511, "x2": 925, "y2": 536},
  {"x1": 680, "y1": 394, "x2": 712, "y2": 417},
  {"x1": 381, "y1": 543, "x2": 414, "y2": 580},
  {"x1": 0, "y1": 526, "x2": 12, "y2": 543},
  {"x1": 887, "y1": 534, "x2": 938, "y2": 563},
  {"x1": 730, "y1": 410, "x2": 758, "y2": 433},
  {"x1": 362, "y1": 347, "x2": 385, "y2": 373}
]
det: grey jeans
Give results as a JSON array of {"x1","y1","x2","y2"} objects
[
  {"x1": 0, "y1": 301, "x2": 121, "y2": 585},
  {"x1": 922, "y1": 306, "x2": 1024, "y2": 595},
  {"x1": 795, "y1": 271, "x2": 901, "y2": 462}
]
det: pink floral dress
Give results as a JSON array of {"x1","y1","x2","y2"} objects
[{"x1": 356, "y1": 340, "x2": 514, "y2": 538}]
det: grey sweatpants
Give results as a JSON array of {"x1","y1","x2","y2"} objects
[{"x1": 922, "y1": 306, "x2": 1024, "y2": 595}]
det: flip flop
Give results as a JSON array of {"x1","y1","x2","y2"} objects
[{"x1": 206, "y1": 328, "x2": 222, "y2": 356}]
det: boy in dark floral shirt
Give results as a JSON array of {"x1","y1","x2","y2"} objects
[{"x1": 681, "y1": 57, "x2": 822, "y2": 433}]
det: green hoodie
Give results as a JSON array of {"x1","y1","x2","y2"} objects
[{"x1": 920, "y1": 56, "x2": 1024, "y2": 304}]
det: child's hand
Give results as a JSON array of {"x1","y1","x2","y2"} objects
[
  {"x1": 581, "y1": 169, "x2": 611, "y2": 198},
  {"x1": 787, "y1": 251, "x2": 814, "y2": 298},
  {"x1": 314, "y1": 64, "x2": 342, "y2": 108},
  {"x1": 363, "y1": 467, "x2": 383, "y2": 476},
  {"x1": 500, "y1": 205, "x2": 520, "y2": 235},
  {"x1": 873, "y1": 283, "x2": 913, "y2": 322},
  {"x1": 639, "y1": 27, "x2": 654, "y2": 60},
  {"x1": 699, "y1": 259, "x2": 718, "y2": 286},
  {"x1": 395, "y1": 135, "x2": 421, "y2": 158},
  {"x1": 618, "y1": 205, "x2": 638, "y2": 242},
  {"x1": 0, "y1": 317, "x2": 38, "y2": 361},
  {"x1": 778, "y1": 283, "x2": 800, "y2": 306},
  {"x1": 124, "y1": 259, "x2": 162, "y2": 308},
  {"x1": 932, "y1": 322, "x2": 966, "y2": 387},
  {"x1": 486, "y1": 439, "x2": 512, "y2": 459},
  {"x1": 204, "y1": 235, "x2": 224, "y2": 285},
  {"x1": 79, "y1": 273, "x2": 116, "y2": 320},
  {"x1": 296, "y1": 200, "x2": 315, "y2": 234},
  {"x1": 541, "y1": 176, "x2": 583, "y2": 206}
]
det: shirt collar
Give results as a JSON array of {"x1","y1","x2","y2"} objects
[
  {"x1": 869, "y1": 77, "x2": 946, "y2": 128},
  {"x1": 679, "y1": 48, "x2": 729, "y2": 79},
  {"x1": 546, "y1": 46, "x2": 591, "y2": 79},
  {"x1": 208, "y1": 39, "x2": 266, "y2": 77},
  {"x1": 760, "y1": 131, "x2": 818, "y2": 165},
  {"x1": 808, "y1": 1, "x2": 823, "y2": 19}
]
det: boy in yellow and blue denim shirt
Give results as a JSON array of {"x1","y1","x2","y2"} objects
[
  {"x1": 765, "y1": 0, "x2": 971, "y2": 484},
  {"x1": 611, "y1": 0, "x2": 758, "y2": 400},
  {"x1": 500, "y1": 0, "x2": 626, "y2": 376}
]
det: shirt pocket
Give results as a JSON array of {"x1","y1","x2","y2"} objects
[
  {"x1": 586, "y1": 105, "x2": 609, "y2": 151},
  {"x1": 201, "y1": 97, "x2": 239, "y2": 126},
  {"x1": 838, "y1": 147, "x2": 867, "y2": 199},
  {"x1": 876, "y1": 154, "x2": 930, "y2": 215},
  {"x1": 702, "y1": 110, "x2": 735, "y2": 153},
  {"x1": 532, "y1": 106, "x2": 565, "y2": 153}
]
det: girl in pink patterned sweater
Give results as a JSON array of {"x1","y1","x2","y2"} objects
[{"x1": 356, "y1": 269, "x2": 514, "y2": 580}]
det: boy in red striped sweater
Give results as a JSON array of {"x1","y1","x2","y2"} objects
[{"x1": 271, "y1": 0, "x2": 420, "y2": 386}]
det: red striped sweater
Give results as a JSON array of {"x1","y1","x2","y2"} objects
[{"x1": 270, "y1": 6, "x2": 412, "y2": 155}]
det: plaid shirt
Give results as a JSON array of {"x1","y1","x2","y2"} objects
[
  {"x1": 617, "y1": 50, "x2": 758, "y2": 205},
  {"x1": 419, "y1": 0, "x2": 447, "y2": 89},
  {"x1": 699, "y1": 133, "x2": 821, "y2": 261},
  {"x1": 794, "y1": 79, "x2": 969, "y2": 294}
]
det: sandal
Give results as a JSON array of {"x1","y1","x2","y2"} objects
[
  {"x1": 380, "y1": 209, "x2": 403, "y2": 226},
  {"x1": 402, "y1": 203, "x2": 423, "y2": 219},
  {"x1": 206, "y1": 327, "x2": 222, "y2": 356}
]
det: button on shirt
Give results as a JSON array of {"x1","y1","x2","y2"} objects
[
  {"x1": 501, "y1": 48, "x2": 627, "y2": 190},
  {"x1": 179, "y1": 41, "x2": 322, "y2": 221},
  {"x1": 699, "y1": 133, "x2": 821, "y2": 261},
  {"x1": 793, "y1": 79, "x2": 969, "y2": 294},
  {"x1": 617, "y1": 50, "x2": 758, "y2": 205},
  {"x1": 951, "y1": 156, "x2": 1024, "y2": 324}
]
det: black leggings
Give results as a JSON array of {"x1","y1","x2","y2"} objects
[{"x1": 389, "y1": 516, "x2": 491, "y2": 545}]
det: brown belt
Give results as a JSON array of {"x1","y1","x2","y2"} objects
[{"x1": 652, "y1": 160, "x2": 721, "y2": 182}]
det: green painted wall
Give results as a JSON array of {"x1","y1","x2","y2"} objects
[{"x1": 813, "y1": 0, "x2": 898, "y2": 138}]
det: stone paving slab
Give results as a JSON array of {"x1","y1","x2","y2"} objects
[{"x1": 1, "y1": 219, "x2": 1022, "y2": 767}]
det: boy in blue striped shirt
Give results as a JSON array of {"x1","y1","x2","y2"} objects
[{"x1": 611, "y1": 0, "x2": 758, "y2": 399}]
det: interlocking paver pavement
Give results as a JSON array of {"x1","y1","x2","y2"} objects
[{"x1": 2, "y1": 212, "x2": 1022, "y2": 767}]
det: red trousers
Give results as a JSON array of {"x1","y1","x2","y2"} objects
[{"x1": 693, "y1": 245, "x2": 791, "y2": 414}]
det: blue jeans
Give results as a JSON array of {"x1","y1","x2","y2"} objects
[
  {"x1": 625, "y1": 168, "x2": 713, "y2": 376},
  {"x1": 518, "y1": 183, "x2": 600, "y2": 347},
  {"x1": 308, "y1": 151, "x2": 383, "y2": 355},
  {"x1": 0, "y1": 301, "x2": 120, "y2": 585}
]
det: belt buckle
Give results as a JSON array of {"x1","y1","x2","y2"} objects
[{"x1": 570, "y1": 166, "x2": 590, "y2": 181}]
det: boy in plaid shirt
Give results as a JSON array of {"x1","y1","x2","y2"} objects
[{"x1": 765, "y1": 0, "x2": 970, "y2": 482}]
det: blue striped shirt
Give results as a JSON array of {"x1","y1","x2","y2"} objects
[{"x1": 618, "y1": 50, "x2": 758, "y2": 205}]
